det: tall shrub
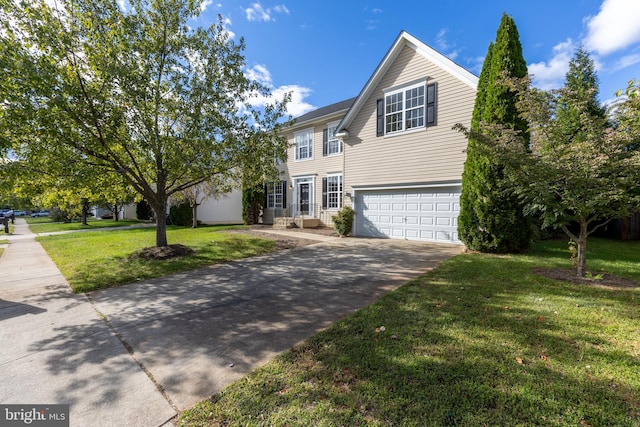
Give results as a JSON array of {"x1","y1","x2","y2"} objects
[
  {"x1": 169, "y1": 202, "x2": 193, "y2": 227},
  {"x1": 458, "y1": 13, "x2": 531, "y2": 253}
]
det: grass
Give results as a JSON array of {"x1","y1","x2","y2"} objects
[
  {"x1": 38, "y1": 225, "x2": 275, "y2": 293},
  {"x1": 26, "y1": 217, "x2": 144, "y2": 233},
  {"x1": 179, "y1": 237, "x2": 640, "y2": 426}
]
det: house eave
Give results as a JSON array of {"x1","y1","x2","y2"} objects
[{"x1": 336, "y1": 30, "x2": 478, "y2": 134}]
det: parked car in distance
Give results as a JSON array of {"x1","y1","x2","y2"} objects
[
  {"x1": 13, "y1": 210, "x2": 26, "y2": 216},
  {"x1": 31, "y1": 211, "x2": 49, "y2": 217}
]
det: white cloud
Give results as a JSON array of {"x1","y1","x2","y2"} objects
[
  {"x1": 274, "y1": 85, "x2": 315, "y2": 117},
  {"x1": 611, "y1": 53, "x2": 640, "y2": 72},
  {"x1": 366, "y1": 19, "x2": 380, "y2": 31},
  {"x1": 528, "y1": 38, "x2": 575, "y2": 90},
  {"x1": 245, "y1": 2, "x2": 289, "y2": 22},
  {"x1": 435, "y1": 28, "x2": 460, "y2": 61},
  {"x1": 584, "y1": 0, "x2": 640, "y2": 55},
  {"x1": 245, "y1": 65, "x2": 315, "y2": 117},
  {"x1": 220, "y1": 15, "x2": 235, "y2": 39},
  {"x1": 372, "y1": 8, "x2": 383, "y2": 14},
  {"x1": 273, "y1": 5, "x2": 290, "y2": 15},
  {"x1": 199, "y1": 0, "x2": 213, "y2": 12},
  {"x1": 246, "y1": 64, "x2": 272, "y2": 86}
]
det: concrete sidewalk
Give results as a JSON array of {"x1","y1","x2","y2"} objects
[{"x1": 0, "y1": 219, "x2": 176, "y2": 426}]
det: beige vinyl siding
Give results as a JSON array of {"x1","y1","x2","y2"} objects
[
  {"x1": 274, "y1": 118, "x2": 345, "y2": 223},
  {"x1": 345, "y1": 45, "x2": 475, "y2": 188}
]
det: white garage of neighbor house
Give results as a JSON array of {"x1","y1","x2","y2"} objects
[{"x1": 268, "y1": 31, "x2": 476, "y2": 244}]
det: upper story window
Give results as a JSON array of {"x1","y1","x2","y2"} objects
[
  {"x1": 377, "y1": 81, "x2": 437, "y2": 137},
  {"x1": 294, "y1": 128, "x2": 314, "y2": 161},
  {"x1": 323, "y1": 121, "x2": 342, "y2": 156}
]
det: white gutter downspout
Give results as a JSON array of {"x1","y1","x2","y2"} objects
[{"x1": 335, "y1": 130, "x2": 349, "y2": 209}]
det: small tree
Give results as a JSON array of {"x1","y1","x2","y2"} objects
[{"x1": 456, "y1": 77, "x2": 640, "y2": 277}]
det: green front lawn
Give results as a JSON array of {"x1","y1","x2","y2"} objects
[
  {"x1": 180, "y1": 238, "x2": 640, "y2": 426},
  {"x1": 38, "y1": 225, "x2": 274, "y2": 293},
  {"x1": 26, "y1": 217, "x2": 144, "y2": 233}
]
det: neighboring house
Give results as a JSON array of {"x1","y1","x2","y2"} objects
[
  {"x1": 264, "y1": 31, "x2": 478, "y2": 244},
  {"x1": 194, "y1": 188, "x2": 243, "y2": 225}
]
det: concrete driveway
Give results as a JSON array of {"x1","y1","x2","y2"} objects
[{"x1": 88, "y1": 237, "x2": 461, "y2": 413}]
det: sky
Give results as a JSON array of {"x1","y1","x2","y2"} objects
[{"x1": 189, "y1": 1, "x2": 637, "y2": 116}]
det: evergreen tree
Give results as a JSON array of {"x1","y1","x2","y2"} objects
[
  {"x1": 556, "y1": 47, "x2": 605, "y2": 144},
  {"x1": 458, "y1": 13, "x2": 532, "y2": 253}
]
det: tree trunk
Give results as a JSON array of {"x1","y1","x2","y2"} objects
[
  {"x1": 81, "y1": 199, "x2": 89, "y2": 226},
  {"x1": 576, "y1": 221, "x2": 588, "y2": 277},
  {"x1": 153, "y1": 202, "x2": 168, "y2": 247},
  {"x1": 192, "y1": 203, "x2": 199, "y2": 228}
]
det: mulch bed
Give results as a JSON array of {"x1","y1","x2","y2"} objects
[
  {"x1": 130, "y1": 244, "x2": 195, "y2": 260},
  {"x1": 532, "y1": 267, "x2": 640, "y2": 289}
]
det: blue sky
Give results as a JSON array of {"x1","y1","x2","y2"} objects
[{"x1": 193, "y1": 0, "x2": 640, "y2": 117}]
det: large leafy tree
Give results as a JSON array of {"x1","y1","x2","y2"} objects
[
  {"x1": 458, "y1": 76, "x2": 640, "y2": 277},
  {"x1": 0, "y1": 0, "x2": 289, "y2": 247},
  {"x1": 458, "y1": 13, "x2": 532, "y2": 253}
]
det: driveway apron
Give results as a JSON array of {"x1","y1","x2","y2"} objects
[
  {"x1": 0, "y1": 219, "x2": 176, "y2": 426},
  {"x1": 89, "y1": 236, "x2": 462, "y2": 411}
]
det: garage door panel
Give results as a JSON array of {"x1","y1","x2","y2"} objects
[
  {"x1": 421, "y1": 217, "x2": 434, "y2": 226},
  {"x1": 355, "y1": 186, "x2": 461, "y2": 244},
  {"x1": 420, "y1": 203, "x2": 434, "y2": 212},
  {"x1": 436, "y1": 217, "x2": 451, "y2": 226}
]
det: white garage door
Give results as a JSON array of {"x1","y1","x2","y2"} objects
[{"x1": 355, "y1": 187, "x2": 461, "y2": 243}]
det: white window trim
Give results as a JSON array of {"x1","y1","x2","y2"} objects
[
  {"x1": 294, "y1": 127, "x2": 314, "y2": 161},
  {"x1": 293, "y1": 176, "x2": 315, "y2": 217},
  {"x1": 266, "y1": 182, "x2": 284, "y2": 209},
  {"x1": 383, "y1": 80, "x2": 427, "y2": 137},
  {"x1": 326, "y1": 120, "x2": 342, "y2": 156},
  {"x1": 326, "y1": 173, "x2": 343, "y2": 210}
]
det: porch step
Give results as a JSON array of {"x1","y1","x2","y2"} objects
[
  {"x1": 272, "y1": 216, "x2": 322, "y2": 229},
  {"x1": 273, "y1": 217, "x2": 296, "y2": 229}
]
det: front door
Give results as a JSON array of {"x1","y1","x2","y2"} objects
[{"x1": 299, "y1": 183, "x2": 310, "y2": 215}]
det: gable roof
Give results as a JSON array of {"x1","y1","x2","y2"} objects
[
  {"x1": 336, "y1": 31, "x2": 478, "y2": 135},
  {"x1": 293, "y1": 97, "x2": 356, "y2": 127}
]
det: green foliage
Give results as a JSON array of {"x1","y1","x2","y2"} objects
[
  {"x1": 457, "y1": 72, "x2": 640, "y2": 276},
  {"x1": 169, "y1": 202, "x2": 193, "y2": 227},
  {"x1": 242, "y1": 184, "x2": 264, "y2": 225},
  {"x1": 332, "y1": 205, "x2": 355, "y2": 236},
  {"x1": 459, "y1": 13, "x2": 532, "y2": 253},
  {"x1": 0, "y1": 0, "x2": 291, "y2": 247},
  {"x1": 556, "y1": 47, "x2": 606, "y2": 143},
  {"x1": 136, "y1": 200, "x2": 153, "y2": 221}
]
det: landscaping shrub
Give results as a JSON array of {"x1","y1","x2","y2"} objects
[
  {"x1": 332, "y1": 205, "x2": 355, "y2": 236},
  {"x1": 169, "y1": 201, "x2": 193, "y2": 226}
]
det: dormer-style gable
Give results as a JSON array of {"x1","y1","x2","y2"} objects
[{"x1": 336, "y1": 31, "x2": 478, "y2": 138}]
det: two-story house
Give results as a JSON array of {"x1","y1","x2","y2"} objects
[{"x1": 263, "y1": 31, "x2": 478, "y2": 244}]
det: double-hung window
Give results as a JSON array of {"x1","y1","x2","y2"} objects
[
  {"x1": 294, "y1": 128, "x2": 313, "y2": 161},
  {"x1": 323, "y1": 121, "x2": 342, "y2": 156},
  {"x1": 266, "y1": 181, "x2": 285, "y2": 209},
  {"x1": 377, "y1": 81, "x2": 436, "y2": 136},
  {"x1": 322, "y1": 174, "x2": 343, "y2": 209}
]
